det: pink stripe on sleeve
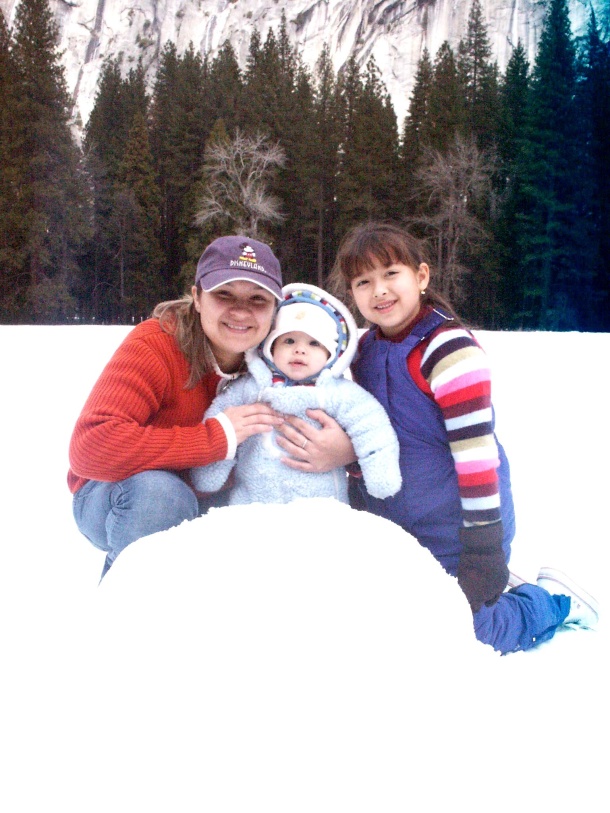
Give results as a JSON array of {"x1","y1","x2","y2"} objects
[
  {"x1": 455, "y1": 458, "x2": 500, "y2": 475},
  {"x1": 434, "y1": 368, "x2": 489, "y2": 400}
]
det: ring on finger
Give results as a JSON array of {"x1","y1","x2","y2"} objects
[{"x1": 301, "y1": 438, "x2": 308, "y2": 450}]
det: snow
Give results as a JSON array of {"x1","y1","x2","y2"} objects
[{"x1": 1, "y1": 324, "x2": 608, "y2": 811}]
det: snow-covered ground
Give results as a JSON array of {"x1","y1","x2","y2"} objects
[{"x1": 1, "y1": 325, "x2": 608, "y2": 812}]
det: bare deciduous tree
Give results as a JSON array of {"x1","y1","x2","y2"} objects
[
  {"x1": 412, "y1": 136, "x2": 496, "y2": 305},
  {"x1": 194, "y1": 129, "x2": 286, "y2": 238}
]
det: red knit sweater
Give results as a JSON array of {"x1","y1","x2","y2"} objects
[{"x1": 67, "y1": 319, "x2": 228, "y2": 494}]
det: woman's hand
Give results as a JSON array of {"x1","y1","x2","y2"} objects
[
  {"x1": 275, "y1": 409, "x2": 357, "y2": 473},
  {"x1": 223, "y1": 403, "x2": 284, "y2": 446}
]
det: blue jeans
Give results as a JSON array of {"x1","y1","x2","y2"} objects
[{"x1": 73, "y1": 470, "x2": 227, "y2": 577}]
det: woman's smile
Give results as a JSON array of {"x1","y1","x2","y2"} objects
[{"x1": 223, "y1": 321, "x2": 252, "y2": 333}]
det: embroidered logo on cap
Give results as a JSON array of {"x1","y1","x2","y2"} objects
[
  {"x1": 229, "y1": 244, "x2": 269, "y2": 274},
  {"x1": 239, "y1": 246, "x2": 257, "y2": 264}
]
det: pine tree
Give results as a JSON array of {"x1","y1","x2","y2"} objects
[
  {"x1": 335, "y1": 55, "x2": 364, "y2": 235},
  {"x1": 110, "y1": 111, "x2": 164, "y2": 320},
  {"x1": 428, "y1": 42, "x2": 466, "y2": 153},
  {"x1": 81, "y1": 58, "x2": 125, "y2": 321},
  {"x1": 82, "y1": 57, "x2": 152, "y2": 320},
  {"x1": 277, "y1": 11, "x2": 297, "y2": 79},
  {"x1": 581, "y1": 12, "x2": 610, "y2": 329},
  {"x1": 311, "y1": 45, "x2": 341, "y2": 285},
  {"x1": 277, "y1": 61, "x2": 320, "y2": 285},
  {"x1": 458, "y1": 0, "x2": 500, "y2": 149},
  {"x1": 447, "y1": 2, "x2": 504, "y2": 322},
  {"x1": 498, "y1": 41, "x2": 530, "y2": 168},
  {"x1": 400, "y1": 47, "x2": 434, "y2": 204},
  {"x1": 246, "y1": 27, "x2": 263, "y2": 76},
  {"x1": 406, "y1": 44, "x2": 467, "y2": 257},
  {"x1": 83, "y1": 57, "x2": 125, "y2": 197},
  {"x1": 0, "y1": 12, "x2": 25, "y2": 320},
  {"x1": 84, "y1": 58, "x2": 146, "y2": 174},
  {"x1": 244, "y1": 15, "x2": 298, "y2": 139},
  {"x1": 517, "y1": 0, "x2": 594, "y2": 328},
  {"x1": 208, "y1": 40, "x2": 243, "y2": 134},
  {"x1": 150, "y1": 42, "x2": 210, "y2": 295},
  {"x1": 361, "y1": 59, "x2": 400, "y2": 219},
  {"x1": 123, "y1": 62, "x2": 148, "y2": 122},
  {"x1": 494, "y1": 41, "x2": 531, "y2": 326},
  {"x1": 242, "y1": 14, "x2": 319, "y2": 282},
  {"x1": 243, "y1": 28, "x2": 267, "y2": 134},
  {"x1": 10, "y1": 0, "x2": 90, "y2": 322},
  {"x1": 335, "y1": 57, "x2": 399, "y2": 235},
  {"x1": 149, "y1": 41, "x2": 181, "y2": 287}
]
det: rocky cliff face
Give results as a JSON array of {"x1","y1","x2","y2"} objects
[{"x1": 1, "y1": 0, "x2": 600, "y2": 128}]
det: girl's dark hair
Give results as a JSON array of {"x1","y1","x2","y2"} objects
[
  {"x1": 328, "y1": 221, "x2": 463, "y2": 326},
  {"x1": 152, "y1": 283, "x2": 214, "y2": 388}
]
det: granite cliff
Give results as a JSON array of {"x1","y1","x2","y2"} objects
[{"x1": 1, "y1": 0, "x2": 601, "y2": 127}]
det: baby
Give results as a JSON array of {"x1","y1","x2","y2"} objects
[{"x1": 190, "y1": 283, "x2": 401, "y2": 505}]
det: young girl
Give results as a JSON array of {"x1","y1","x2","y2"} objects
[{"x1": 329, "y1": 221, "x2": 598, "y2": 654}]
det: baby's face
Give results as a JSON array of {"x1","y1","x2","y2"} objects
[{"x1": 271, "y1": 331, "x2": 331, "y2": 381}]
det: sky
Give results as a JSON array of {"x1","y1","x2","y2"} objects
[{"x1": 1, "y1": 325, "x2": 608, "y2": 812}]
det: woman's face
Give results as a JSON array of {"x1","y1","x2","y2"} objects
[{"x1": 192, "y1": 281, "x2": 276, "y2": 372}]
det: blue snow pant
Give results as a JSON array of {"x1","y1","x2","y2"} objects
[{"x1": 473, "y1": 584, "x2": 570, "y2": 654}]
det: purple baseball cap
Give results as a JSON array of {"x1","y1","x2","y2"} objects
[{"x1": 195, "y1": 236, "x2": 283, "y2": 300}]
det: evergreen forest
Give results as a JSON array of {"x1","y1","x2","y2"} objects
[{"x1": 1, "y1": 0, "x2": 609, "y2": 330}]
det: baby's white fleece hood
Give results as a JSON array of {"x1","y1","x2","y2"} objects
[{"x1": 261, "y1": 283, "x2": 359, "y2": 381}]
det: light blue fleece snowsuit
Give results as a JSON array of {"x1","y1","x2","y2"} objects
[{"x1": 190, "y1": 351, "x2": 402, "y2": 505}]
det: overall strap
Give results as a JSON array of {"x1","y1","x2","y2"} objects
[
  {"x1": 360, "y1": 308, "x2": 454, "y2": 352},
  {"x1": 409, "y1": 308, "x2": 454, "y2": 343}
]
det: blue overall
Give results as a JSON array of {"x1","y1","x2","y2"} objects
[{"x1": 352, "y1": 309, "x2": 569, "y2": 653}]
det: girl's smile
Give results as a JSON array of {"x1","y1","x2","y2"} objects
[{"x1": 350, "y1": 260, "x2": 430, "y2": 336}]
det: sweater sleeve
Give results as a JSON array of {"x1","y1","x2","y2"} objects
[
  {"x1": 68, "y1": 327, "x2": 228, "y2": 484},
  {"x1": 190, "y1": 375, "x2": 255, "y2": 493},
  {"x1": 415, "y1": 328, "x2": 501, "y2": 527}
]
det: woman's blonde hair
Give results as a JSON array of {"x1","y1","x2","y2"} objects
[
  {"x1": 328, "y1": 221, "x2": 463, "y2": 326},
  {"x1": 152, "y1": 284, "x2": 213, "y2": 388}
]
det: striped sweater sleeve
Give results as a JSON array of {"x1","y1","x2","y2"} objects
[{"x1": 419, "y1": 328, "x2": 501, "y2": 528}]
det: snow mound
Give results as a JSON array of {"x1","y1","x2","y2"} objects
[
  {"x1": 79, "y1": 499, "x2": 498, "y2": 810},
  {"x1": 2, "y1": 497, "x2": 606, "y2": 811}
]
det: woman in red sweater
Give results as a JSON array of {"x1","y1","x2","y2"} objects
[{"x1": 69, "y1": 236, "x2": 352, "y2": 578}]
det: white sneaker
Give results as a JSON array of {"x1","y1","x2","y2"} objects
[{"x1": 536, "y1": 567, "x2": 599, "y2": 630}]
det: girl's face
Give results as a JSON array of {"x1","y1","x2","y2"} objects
[
  {"x1": 271, "y1": 330, "x2": 330, "y2": 381},
  {"x1": 350, "y1": 260, "x2": 430, "y2": 337},
  {"x1": 192, "y1": 281, "x2": 276, "y2": 372}
]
